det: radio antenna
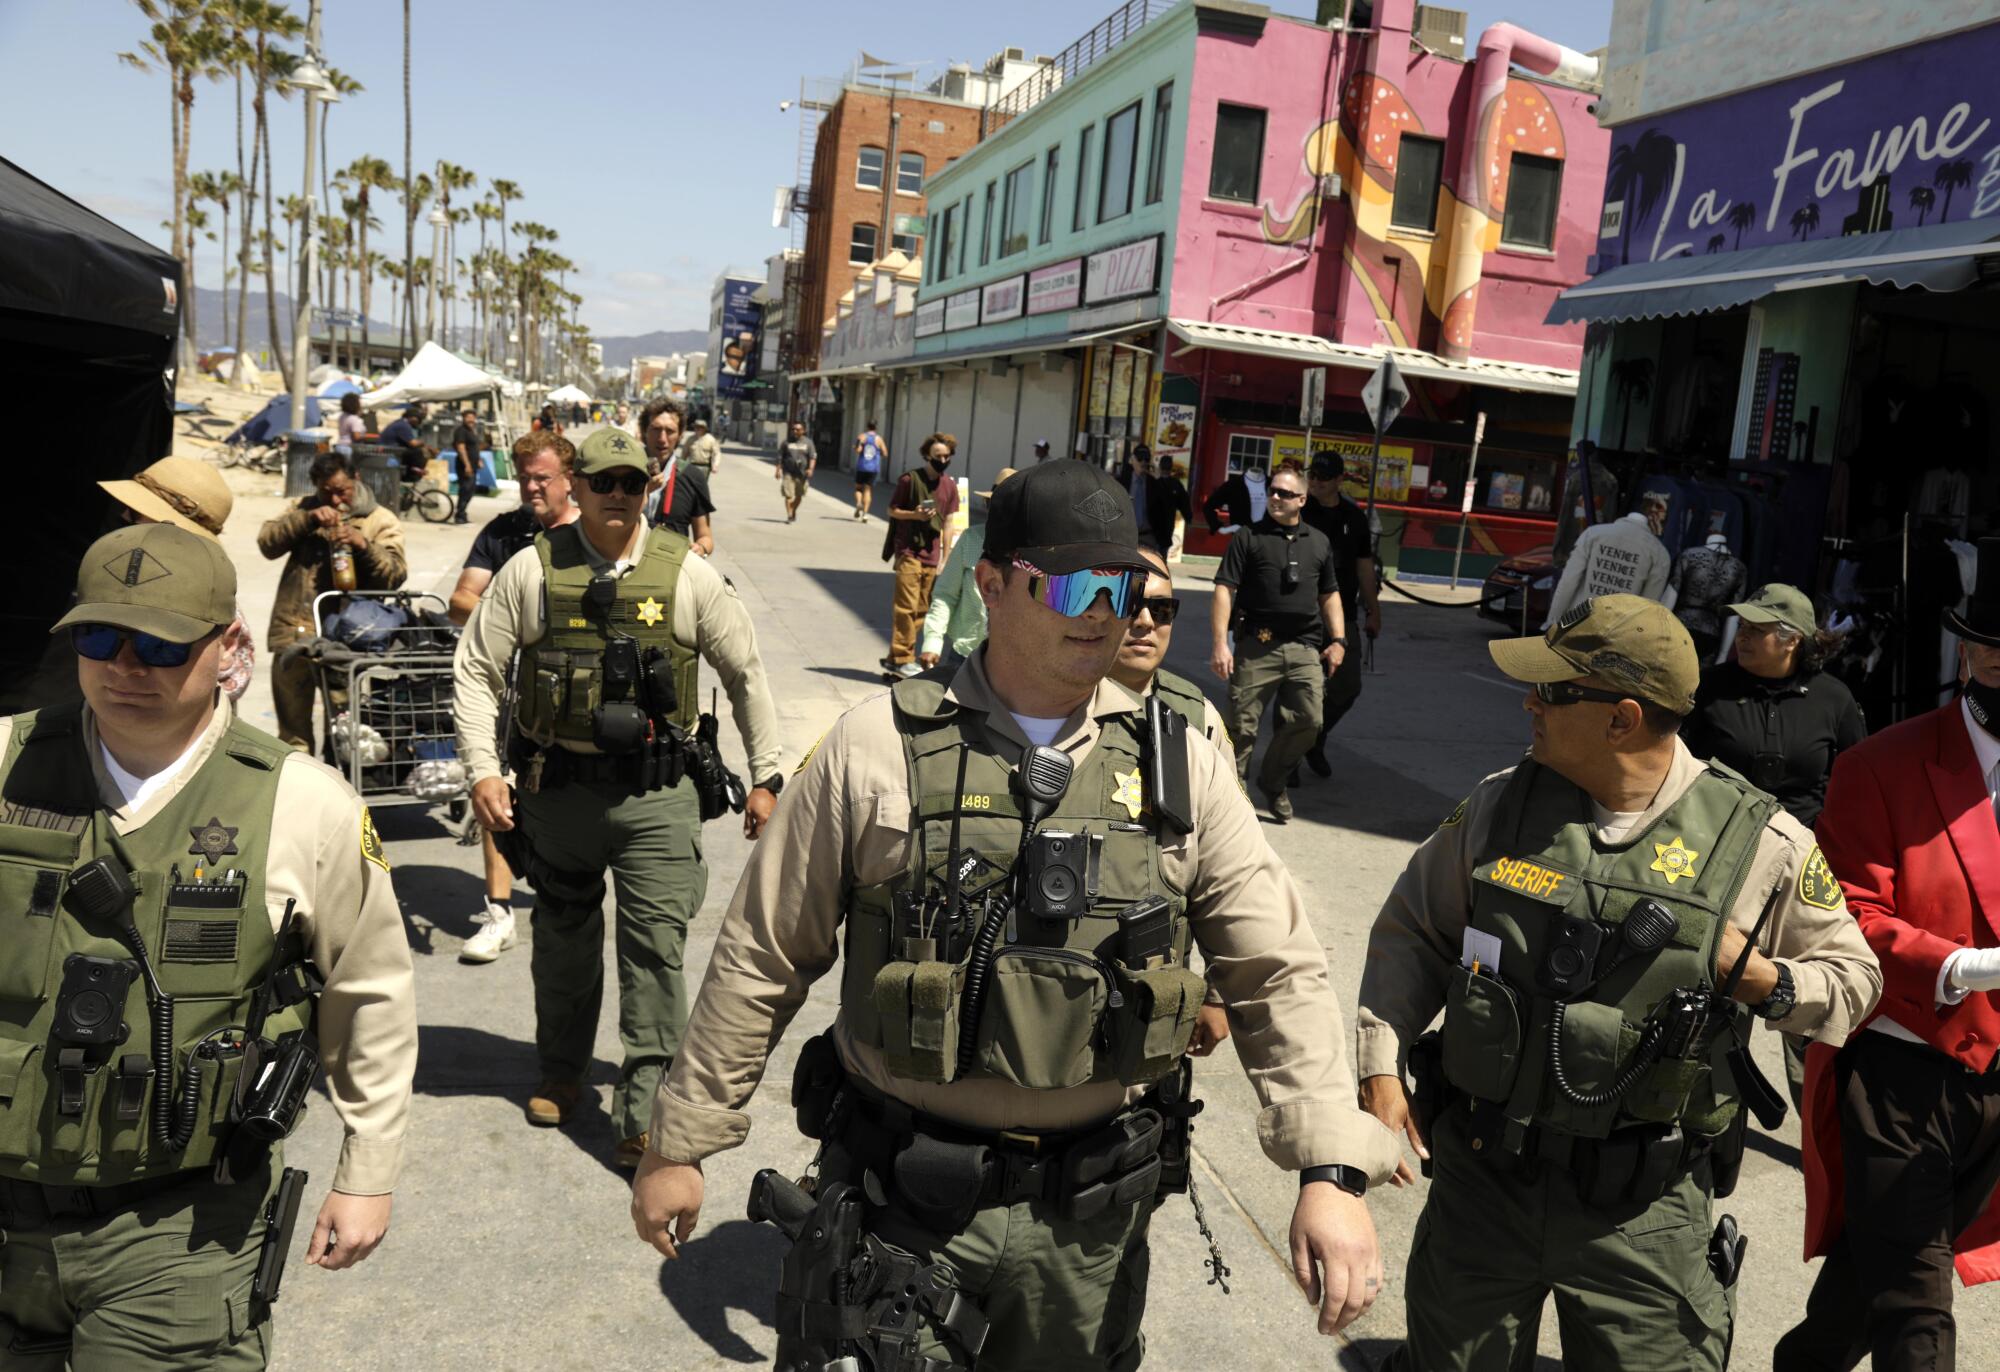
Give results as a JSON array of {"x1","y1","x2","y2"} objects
[{"x1": 934, "y1": 745, "x2": 973, "y2": 939}]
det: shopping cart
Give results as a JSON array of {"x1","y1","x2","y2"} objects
[{"x1": 303, "y1": 590, "x2": 468, "y2": 814}]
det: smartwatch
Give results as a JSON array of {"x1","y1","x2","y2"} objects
[
  {"x1": 1299, "y1": 1164, "x2": 1366, "y2": 1197},
  {"x1": 1753, "y1": 962, "x2": 1796, "y2": 1021},
  {"x1": 754, "y1": 774, "x2": 785, "y2": 798}
]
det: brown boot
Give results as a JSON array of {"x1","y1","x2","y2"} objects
[
  {"x1": 526, "y1": 1081, "x2": 581, "y2": 1127},
  {"x1": 613, "y1": 1132, "x2": 650, "y2": 1169}
]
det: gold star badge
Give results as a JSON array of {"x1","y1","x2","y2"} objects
[
  {"x1": 1255, "y1": 627, "x2": 1273, "y2": 643},
  {"x1": 1650, "y1": 836, "x2": 1700, "y2": 886},
  {"x1": 635, "y1": 596, "x2": 665, "y2": 627},
  {"x1": 1113, "y1": 769, "x2": 1145, "y2": 820}
]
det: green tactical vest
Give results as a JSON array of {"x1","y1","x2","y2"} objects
[
  {"x1": 0, "y1": 705, "x2": 313, "y2": 1186},
  {"x1": 1440, "y1": 757, "x2": 1776, "y2": 1146},
  {"x1": 514, "y1": 523, "x2": 700, "y2": 744},
  {"x1": 1150, "y1": 669, "x2": 1209, "y2": 738},
  {"x1": 841, "y1": 677, "x2": 1207, "y2": 1090}
]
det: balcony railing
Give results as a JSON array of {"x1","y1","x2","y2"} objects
[{"x1": 982, "y1": 0, "x2": 1174, "y2": 139}]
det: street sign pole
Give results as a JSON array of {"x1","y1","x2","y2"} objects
[
  {"x1": 1299, "y1": 366, "x2": 1325, "y2": 476},
  {"x1": 1450, "y1": 409, "x2": 1488, "y2": 590}
]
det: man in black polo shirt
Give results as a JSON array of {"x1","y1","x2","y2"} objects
[
  {"x1": 1209, "y1": 463, "x2": 1345, "y2": 822},
  {"x1": 446, "y1": 429, "x2": 578, "y2": 961},
  {"x1": 1299, "y1": 453, "x2": 1380, "y2": 775}
]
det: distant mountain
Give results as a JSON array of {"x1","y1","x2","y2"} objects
[
  {"x1": 181, "y1": 285, "x2": 397, "y2": 354},
  {"x1": 595, "y1": 330, "x2": 709, "y2": 369}
]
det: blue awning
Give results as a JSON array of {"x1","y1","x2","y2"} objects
[{"x1": 1548, "y1": 218, "x2": 2000, "y2": 325}]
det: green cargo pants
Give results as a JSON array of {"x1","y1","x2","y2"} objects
[
  {"x1": 0, "y1": 1165, "x2": 278, "y2": 1371},
  {"x1": 1391, "y1": 1109, "x2": 1735, "y2": 1372},
  {"x1": 1227, "y1": 638, "x2": 1324, "y2": 791},
  {"x1": 519, "y1": 775, "x2": 707, "y2": 1141},
  {"x1": 777, "y1": 1142, "x2": 1156, "y2": 1372}
]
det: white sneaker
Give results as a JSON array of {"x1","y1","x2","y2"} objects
[{"x1": 460, "y1": 907, "x2": 518, "y2": 963}]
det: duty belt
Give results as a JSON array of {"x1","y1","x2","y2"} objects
[
  {"x1": 527, "y1": 737, "x2": 686, "y2": 793},
  {"x1": 1455, "y1": 1098, "x2": 1714, "y2": 1208},
  {"x1": 0, "y1": 1169, "x2": 204, "y2": 1227}
]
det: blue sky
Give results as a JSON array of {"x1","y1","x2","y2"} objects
[{"x1": 4, "y1": 0, "x2": 1611, "y2": 337}]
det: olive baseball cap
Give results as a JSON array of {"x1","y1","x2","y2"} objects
[
  {"x1": 1728, "y1": 583, "x2": 1815, "y2": 638},
  {"x1": 1490, "y1": 593, "x2": 1700, "y2": 714},
  {"x1": 54, "y1": 524, "x2": 237, "y2": 642},
  {"x1": 983, "y1": 460, "x2": 1149, "y2": 575},
  {"x1": 573, "y1": 427, "x2": 649, "y2": 477}
]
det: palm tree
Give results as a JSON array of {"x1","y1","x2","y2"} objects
[
  {"x1": 191, "y1": 170, "x2": 241, "y2": 350},
  {"x1": 225, "y1": 0, "x2": 301, "y2": 388},
  {"x1": 1934, "y1": 159, "x2": 1974, "y2": 223},
  {"x1": 338, "y1": 158, "x2": 394, "y2": 369},
  {"x1": 318, "y1": 65, "x2": 362, "y2": 303},
  {"x1": 472, "y1": 199, "x2": 500, "y2": 358},
  {"x1": 448, "y1": 208, "x2": 471, "y2": 346},
  {"x1": 489, "y1": 179, "x2": 522, "y2": 368},
  {"x1": 1789, "y1": 200, "x2": 1821, "y2": 240},
  {"x1": 434, "y1": 161, "x2": 475, "y2": 344},
  {"x1": 1706, "y1": 233, "x2": 1726, "y2": 254},
  {"x1": 119, "y1": 0, "x2": 231, "y2": 370},
  {"x1": 1725, "y1": 200, "x2": 1757, "y2": 251},
  {"x1": 1909, "y1": 185, "x2": 1937, "y2": 226},
  {"x1": 1606, "y1": 128, "x2": 1677, "y2": 265},
  {"x1": 257, "y1": 45, "x2": 301, "y2": 387},
  {"x1": 399, "y1": 171, "x2": 435, "y2": 339},
  {"x1": 400, "y1": 0, "x2": 415, "y2": 356}
]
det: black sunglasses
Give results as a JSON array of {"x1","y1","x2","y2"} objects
[
  {"x1": 585, "y1": 471, "x2": 648, "y2": 496},
  {"x1": 1138, "y1": 596, "x2": 1180, "y2": 625},
  {"x1": 1267, "y1": 488, "x2": 1306, "y2": 501},
  {"x1": 72, "y1": 623, "x2": 211, "y2": 669},
  {"x1": 1534, "y1": 680, "x2": 1633, "y2": 707}
]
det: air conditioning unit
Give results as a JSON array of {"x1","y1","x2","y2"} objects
[{"x1": 1005, "y1": 46, "x2": 1025, "y2": 61}]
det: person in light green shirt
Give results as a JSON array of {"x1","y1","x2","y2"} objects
[{"x1": 918, "y1": 468, "x2": 1016, "y2": 670}]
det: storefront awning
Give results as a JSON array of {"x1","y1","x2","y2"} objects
[
  {"x1": 1165, "y1": 320, "x2": 1580, "y2": 397},
  {"x1": 788, "y1": 363, "x2": 878, "y2": 382},
  {"x1": 1548, "y1": 218, "x2": 2000, "y2": 326},
  {"x1": 878, "y1": 319, "x2": 1160, "y2": 372}
]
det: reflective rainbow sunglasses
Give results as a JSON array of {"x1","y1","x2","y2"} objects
[{"x1": 1012, "y1": 558, "x2": 1146, "y2": 618}]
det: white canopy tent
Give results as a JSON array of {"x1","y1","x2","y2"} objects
[
  {"x1": 545, "y1": 383, "x2": 592, "y2": 405},
  {"x1": 362, "y1": 341, "x2": 504, "y2": 409}
]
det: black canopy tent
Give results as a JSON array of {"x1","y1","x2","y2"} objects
[{"x1": 0, "y1": 155, "x2": 181, "y2": 711}]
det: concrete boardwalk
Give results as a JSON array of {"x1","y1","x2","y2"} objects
[{"x1": 243, "y1": 441, "x2": 1994, "y2": 1369}]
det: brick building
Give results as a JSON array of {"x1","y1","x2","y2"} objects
[{"x1": 796, "y1": 87, "x2": 986, "y2": 378}]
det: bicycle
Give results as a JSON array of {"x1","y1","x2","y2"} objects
[{"x1": 398, "y1": 474, "x2": 455, "y2": 524}]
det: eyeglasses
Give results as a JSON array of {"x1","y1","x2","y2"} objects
[
  {"x1": 72, "y1": 623, "x2": 210, "y2": 669},
  {"x1": 1267, "y1": 488, "x2": 1306, "y2": 502},
  {"x1": 1013, "y1": 559, "x2": 1146, "y2": 618},
  {"x1": 1534, "y1": 680, "x2": 1634, "y2": 708},
  {"x1": 1138, "y1": 596, "x2": 1180, "y2": 625},
  {"x1": 585, "y1": 471, "x2": 648, "y2": 496}
]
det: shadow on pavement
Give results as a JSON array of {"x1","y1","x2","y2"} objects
[
  {"x1": 809, "y1": 666, "x2": 895, "y2": 686},
  {"x1": 412, "y1": 1024, "x2": 636, "y2": 1175},
  {"x1": 1746, "y1": 1128, "x2": 1803, "y2": 1171},
  {"x1": 390, "y1": 863, "x2": 491, "y2": 952},
  {"x1": 656, "y1": 1219, "x2": 788, "y2": 1363},
  {"x1": 1339, "y1": 1338, "x2": 1558, "y2": 1371}
]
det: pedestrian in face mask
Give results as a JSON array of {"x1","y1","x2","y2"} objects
[{"x1": 880, "y1": 433, "x2": 961, "y2": 678}]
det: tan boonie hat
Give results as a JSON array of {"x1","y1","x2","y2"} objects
[
  {"x1": 975, "y1": 467, "x2": 1019, "y2": 499},
  {"x1": 1489, "y1": 593, "x2": 1699, "y2": 715},
  {"x1": 99, "y1": 456, "x2": 233, "y2": 539},
  {"x1": 573, "y1": 427, "x2": 649, "y2": 477},
  {"x1": 1728, "y1": 583, "x2": 1815, "y2": 638},
  {"x1": 54, "y1": 524, "x2": 237, "y2": 642}
]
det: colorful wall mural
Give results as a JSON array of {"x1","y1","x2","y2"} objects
[{"x1": 1600, "y1": 22, "x2": 2000, "y2": 269}]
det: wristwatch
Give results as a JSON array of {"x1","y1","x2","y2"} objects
[
  {"x1": 754, "y1": 774, "x2": 785, "y2": 797},
  {"x1": 1299, "y1": 1164, "x2": 1366, "y2": 1197},
  {"x1": 1753, "y1": 962, "x2": 1796, "y2": 1021},
  {"x1": 1329, "y1": 636, "x2": 1348, "y2": 647}
]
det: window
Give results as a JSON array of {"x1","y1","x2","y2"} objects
[
  {"x1": 980, "y1": 181, "x2": 996, "y2": 267},
  {"x1": 1390, "y1": 134, "x2": 1445, "y2": 231},
  {"x1": 1226, "y1": 433, "x2": 1273, "y2": 475},
  {"x1": 856, "y1": 146, "x2": 885, "y2": 191},
  {"x1": 925, "y1": 213, "x2": 939, "y2": 278},
  {"x1": 937, "y1": 203, "x2": 959, "y2": 281},
  {"x1": 1501, "y1": 153, "x2": 1563, "y2": 251},
  {"x1": 1145, "y1": 82, "x2": 1174, "y2": 205},
  {"x1": 1000, "y1": 161, "x2": 1034, "y2": 258},
  {"x1": 1073, "y1": 126, "x2": 1094, "y2": 231},
  {"x1": 897, "y1": 152, "x2": 926, "y2": 196},
  {"x1": 893, "y1": 217, "x2": 921, "y2": 256},
  {"x1": 849, "y1": 222, "x2": 878, "y2": 265},
  {"x1": 1209, "y1": 104, "x2": 1266, "y2": 203},
  {"x1": 1039, "y1": 146, "x2": 1061, "y2": 244},
  {"x1": 1099, "y1": 102, "x2": 1141, "y2": 222},
  {"x1": 957, "y1": 196, "x2": 971, "y2": 275}
]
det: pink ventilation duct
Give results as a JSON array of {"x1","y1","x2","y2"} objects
[{"x1": 1438, "y1": 23, "x2": 1600, "y2": 361}]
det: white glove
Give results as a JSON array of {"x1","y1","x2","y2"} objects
[{"x1": 1946, "y1": 947, "x2": 2000, "y2": 995}]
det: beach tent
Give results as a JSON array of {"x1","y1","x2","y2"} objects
[
  {"x1": 0, "y1": 155, "x2": 180, "y2": 710},
  {"x1": 229, "y1": 392, "x2": 323, "y2": 447},
  {"x1": 362, "y1": 340, "x2": 502, "y2": 408},
  {"x1": 317, "y1": 375, "x2": 362, "y2": 400}
]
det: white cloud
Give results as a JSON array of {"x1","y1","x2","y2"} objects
[{"x1": 610, "y1": 270, "x2": 669, "y2": 290}]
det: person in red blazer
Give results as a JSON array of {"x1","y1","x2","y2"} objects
[{"x1": 1776, "y1": 536, "x2": 2000, "y2": 1372}]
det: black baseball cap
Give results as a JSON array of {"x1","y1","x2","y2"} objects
[{"x1": 983, "y1": 461, "x2": 1149, "y2": 575}]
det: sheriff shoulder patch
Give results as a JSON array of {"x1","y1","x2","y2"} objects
[
  {"x1": 794, "y1": 727, "x2": 831, "y2": 775},
  {"x1": 360, "y1": 808, "x2": 390, "y2": 872},
  {"x1": 1798, "y1": 845, "x2": 1842, "y2": 911},
  {"x1": 1440, "y1": 796, "x2": 1468, "y2": 828}
]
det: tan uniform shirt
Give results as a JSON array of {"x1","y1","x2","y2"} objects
[
  {"x1": 1355, "y1": 739, "x2": 1882, "y2": 1082},
  {"x1": 452, "y1": 525, "x2": 783, "y2": 786},
  {"x1": 680, "y1": 433, "x2": 722, "y2": 470},
  {"x1": 652, "y1": 652, "x2": 1403, "y2": 1181},
  {"x1": 0, "y1": 704, "x2": 418, "y2": 1195}
]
